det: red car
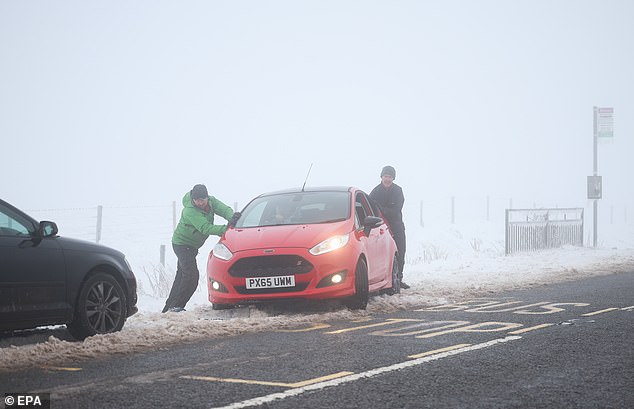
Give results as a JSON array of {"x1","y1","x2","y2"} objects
[{"x1": 207, "y1": 186, "x2": 400, "y2": 310}]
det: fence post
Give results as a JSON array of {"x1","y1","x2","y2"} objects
[
  {"x1": 486, "y1": 195, "x2": 490, "y2": 221},
  {"x1": 96, "y1": 205, "x2": 103, "y2": 244},
  {"x1": 160, "y1": 244, "x2": 166, "y2": 267},
  {"x1": 505, "y1": 209, "x2": 509, "y2": 255},
  {"x1": 172, "y1": 201, "x2": 177, "y2": 231}
]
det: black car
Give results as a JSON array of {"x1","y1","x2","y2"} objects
[{"x1": 0, "y1": 198, "x2": 138, "y2": 340}]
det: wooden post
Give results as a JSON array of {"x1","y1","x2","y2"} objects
[
  {"x1": 486, "y1": 195, "x2": 490, "y2": 221},
  {"x1": 96, "y1": 205, "x2": 103, "y2": 243},
  {"x1": 505, "y1": 209, "x2": 509, "y2": 255},
  {"x1": 172, "y1": 201, "x2": 177, "y2": 231}
]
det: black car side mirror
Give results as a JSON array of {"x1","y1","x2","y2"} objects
[
  {"x1": 38, "y1": 221, "x2": 59, "y2": 238},
  {"x1": 363, "y1": 216, "x2": 383, "y2": 235}
]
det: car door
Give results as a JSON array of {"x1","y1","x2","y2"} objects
[
  {"x1": 0, "y1": 203, "x2": 68, "y2": 329},
  {"x1": 355, "y1": 192, "x2": 388, "y2": 285}
]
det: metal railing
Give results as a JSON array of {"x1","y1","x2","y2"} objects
[{"x1": 505, "y1": 208, "x2": 584, "y2": 255}]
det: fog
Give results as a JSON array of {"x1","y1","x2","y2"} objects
[{"x1": 1, "y1": 1, "x2": 633, "y2": 218}]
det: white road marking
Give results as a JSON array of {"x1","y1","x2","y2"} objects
[{"x1": 211, "y1": 335, "x2": 522, "y2": 409}]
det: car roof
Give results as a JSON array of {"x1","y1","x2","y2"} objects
[{"x1": 256, "y1": 186, "x2": 357, "y2": 197}]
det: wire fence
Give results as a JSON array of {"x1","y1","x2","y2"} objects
[
  {"x1": 20, "y1": 197, "x2": 631, "y2": 297},
  {"x1": 23, "y1": 196, "x2": 631, "y2": 260}
]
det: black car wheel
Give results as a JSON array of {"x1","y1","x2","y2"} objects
[
  {"x1": 384, "y1": 255, "x2": 401, "y2": 296},
  {"x1": 344, "y1": 258, "x2": 369, "y2": 310},
  {"x1": 67, "y1": 273, "x2": 127, "y2": 340}
]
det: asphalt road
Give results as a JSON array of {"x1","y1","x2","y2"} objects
[{"x1": 2, "y1": 271, "x2": 633, "y2": 409}]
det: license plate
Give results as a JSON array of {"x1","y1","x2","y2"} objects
[{"x1": 245, "y1": 275, "x2": 296, "y2": 289}]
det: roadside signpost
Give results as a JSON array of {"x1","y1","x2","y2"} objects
[{"x1": 590, "y1": 107, "x2": 613, "y2": 247}]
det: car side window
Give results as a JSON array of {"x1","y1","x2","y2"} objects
[
  {"x1": 0, "y1": 208, "x2": 30, "y2": 236},
  {"x1": 354, "y1": 193, "x2": 373, "y2": 229}
]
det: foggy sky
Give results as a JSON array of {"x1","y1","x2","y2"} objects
[{"x1": 1, "y1": 1, "x2": 633, "y2": 215}]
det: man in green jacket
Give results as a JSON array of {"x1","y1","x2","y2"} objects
[{"x1": 162, "y1": 184, "x2": 238, "y2": 313}]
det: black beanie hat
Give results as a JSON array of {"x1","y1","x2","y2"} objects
[
  {"x1": 381, "y1": 165, "x2": 396, "y2": 179},
  {"x1": 191, "y1": 184, "x2": 208, "y2": 200}
]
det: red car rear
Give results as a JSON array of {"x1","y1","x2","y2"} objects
[{"x1": 207, "y1": 186, "x2": 400, "y2": 310}]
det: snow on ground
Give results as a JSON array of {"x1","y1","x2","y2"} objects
[{"x1": 2, "y1": 219, "x2": 633, "y2": 372}]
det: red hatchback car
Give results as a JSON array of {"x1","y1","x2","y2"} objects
[{"x1": 207, "y1": 186, "x2": 400, "y2": 310}]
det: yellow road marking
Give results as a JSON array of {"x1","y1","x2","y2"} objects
[
  {"x1": 278, "y1": 323, "x2": 332, "y2": 332},
  {"x1": 181, "y1": 371, "x2": 354, "y2": 388},
  {"x1": 408, "y1": 344, "x2": 471, "y2": 359},
  {"x1": 325, "y1": 318, "x2": 423, "y2": 334},
  {"x1": 581, "y1": 308, "x2": 620, "y2": 316},
  {"x1": 507, "y1": 323, "x2": 554, "y2": 334},
  {"x1": 351, "y1": 317, "x2": 374, "y2": 323},
  {"x1": 289, "y1": 371, "x2": 355, "y2": 387},
  {"x1": 41, "y1": 366, "x2": 83, "y2": 372},
  {"x1": 416, "y1": 321, "x2": 523, "y2": 338}
]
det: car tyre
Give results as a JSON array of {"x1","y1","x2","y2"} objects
[
  {"x1": 67, "y1": 273, "x2": 128, "y2": 340},
  {"x1": 384, "y1": 255, "x2": 401, "y2": 296},
  {"x1": 344, "y1": 259, "x2": 369, "y2": 310}
]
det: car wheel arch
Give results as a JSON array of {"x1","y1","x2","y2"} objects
[
  {"x1": 71, "y1": 264, "x2": 129, "y2": 305},
  {"x1": 67, "y1": 269, "x2": 129, "y2": 340}
]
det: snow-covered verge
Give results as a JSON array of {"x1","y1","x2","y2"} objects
[{"x1": 2, "y1": 221, "x2": 633, "y2": 372}]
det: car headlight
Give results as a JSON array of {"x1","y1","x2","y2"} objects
[
  {"x1": 309, "y1": 234, "x2": 350, "y2": 255},
  {"x1": 212, "y1": 243, "x2": 233, "y2": 261}
]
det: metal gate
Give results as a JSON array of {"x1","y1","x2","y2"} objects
[{"x1": 505, "y1": 208, "x2": 584, "y2": 255}]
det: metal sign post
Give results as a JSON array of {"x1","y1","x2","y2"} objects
[{"x1": 589, "y1": 106, "x2": 613, "y2": 247}]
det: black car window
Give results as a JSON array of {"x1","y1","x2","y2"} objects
[
  {"x1": 0, "y1": 207, "x2": 30, "y2": 236},
  {"x1": 355, "y1": 192, "x2": 376, "y2": 229}
]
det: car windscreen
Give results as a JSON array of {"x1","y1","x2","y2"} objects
[{"x1": 236, "y1": 191, "x2": 351, "y2": 228}]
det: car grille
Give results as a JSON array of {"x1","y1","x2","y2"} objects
[
  {"x1": 228, "y1": 255, "x2": 313, "y2": 278},
  {"x1": 234, "y1": 282, "x2": 310, "y2": 294}
]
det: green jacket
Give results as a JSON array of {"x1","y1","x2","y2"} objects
[{"x1": 172, "y1": 191, "x2": 235, "y2": 248}]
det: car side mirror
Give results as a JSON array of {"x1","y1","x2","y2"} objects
[
  {"x1": 363, "y1": 216, "x2": 383, "y2": 235},
  {"x1": 38, "y1": 221, "x2": 58, "y2": 238}
]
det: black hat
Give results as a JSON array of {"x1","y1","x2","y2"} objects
[
  {"x1": 191, "y1": 184, "x2": 208, "y2": 200},
  {"x1": 381, "y1": 165, "x2": 396, "y2": 179}
]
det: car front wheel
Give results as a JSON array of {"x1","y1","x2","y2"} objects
[
  {"x1": 67, "y1": 272, "x2": 128, "y2": 340},
  {"x1": 344, "y1": 259, "x2": 369, "y2": 310}
]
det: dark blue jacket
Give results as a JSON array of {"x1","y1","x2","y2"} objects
[{"x1": 369, "y1": 183, "x2": 405, "y2": 233}]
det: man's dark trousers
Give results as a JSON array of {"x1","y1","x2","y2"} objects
[{"x1": 162, "y1": 244, "x2": 199, "y2": 312}]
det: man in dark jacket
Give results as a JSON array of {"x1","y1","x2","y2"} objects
[
  {"x1": 162, "y1": 184, "x2": 238, "y2": 312},
  {"x1": 369, "y1": 166, "x2": 410, "y2": 289}
]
